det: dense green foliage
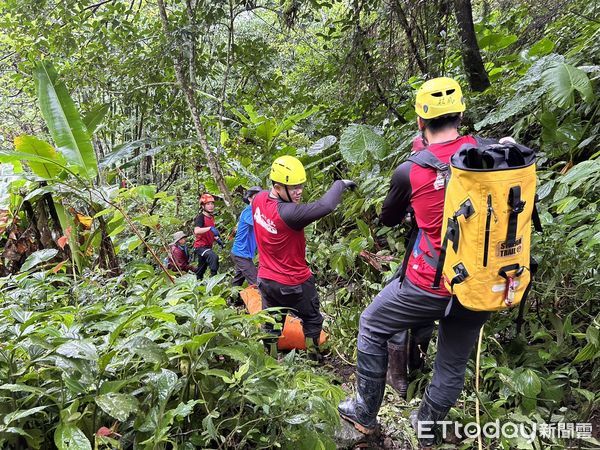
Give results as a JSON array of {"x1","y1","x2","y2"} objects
[{"x1": 0, "y1": 0, "x2": 598, "y2": 448}]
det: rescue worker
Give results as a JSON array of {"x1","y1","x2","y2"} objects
[
  {"x1": 193, "y1": 193, "x2": 224, "y2": 279},
  {"x1": 167, "y1": 231, "x2": 197, "y2": 274},
  {"x1": 231, "y1": 186, "x2": 262, "y2": 286},
  {"x1": 252, "y1": 155, "x2": 356, "y2": 358},
  {"x1": 338, "y1": 77, "x2": 491, "y2": 447}
]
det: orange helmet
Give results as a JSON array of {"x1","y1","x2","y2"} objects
[{"x1": 200, "y1": 193, "x2": 215, "y2": 204}]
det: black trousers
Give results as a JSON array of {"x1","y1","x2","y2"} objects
[
  {"x1": 231, "y1": 254, "x2": 258, "y2": 286},
  {"x1": 358, "y1": 277, "x2": 490, "y2": 408},
  {"x1": 195, "y1": 247, "x2": 219, "y2": 279},
  {"x1": 257, "y1": 276, "x2": 323, "y2": 340}
]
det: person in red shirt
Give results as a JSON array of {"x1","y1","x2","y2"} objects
[
  {"x1": 252, "y1": 155, "x2": 355, "y2": 358},
  {"x1": 167, "y1": 231, "x2": 196, "y2": 274},
  {"x1": 339, "y1": 78, "x2": 491, "y2": 446},
  {"x1": 193, "y1": 194, "x2": 224, "y2": 279}
]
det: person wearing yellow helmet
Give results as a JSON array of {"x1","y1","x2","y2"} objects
[
  {"x1": 339, "y1": 77, "x2": 497, "y2": 446},
  {"x1": 269, "y1": 154, "x2": 307, "y2": 203},
  {"x1": 252, "y1": 155, "x2": 356, "y2": 360}
]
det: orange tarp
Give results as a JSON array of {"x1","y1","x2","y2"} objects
[{"x1": 240, "y1": 285, "x2": 327, "y2": 350}]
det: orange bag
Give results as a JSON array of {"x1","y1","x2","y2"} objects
[{"x1": 239, "y1": 285, "x2": 327, "y2": 350}]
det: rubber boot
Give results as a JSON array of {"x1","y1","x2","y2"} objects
[
  {"x1": 386, "y1": 342, "x2": 408, "y2": 398},
  {"x1": 409, "y1": 389, "x2": 451, "y2": 448},
  {"x1": 338, "y1": 351, "x2": 387, "y2": 435}
]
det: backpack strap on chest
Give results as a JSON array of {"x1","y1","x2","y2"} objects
[{"x1": 407, "y1": 149, "x2": 449, "y2": 172}]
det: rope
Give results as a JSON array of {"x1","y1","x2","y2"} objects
[{"x1": 475, "y1": 326, "x2": 484, "y2": 450}]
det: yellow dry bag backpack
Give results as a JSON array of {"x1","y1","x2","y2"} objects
[{"x1": 407, "y1": 139, "x2": 542, "y2": 311}]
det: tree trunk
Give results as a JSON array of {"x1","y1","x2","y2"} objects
[
  {"x1": 393, "y1": 1, "x2": 427, "y2": 75},
  {"x1": 453, "y1": 0, "x2": 490, "y2": 92},
  {"x1": 156, "y1": 0, "x2": 233, "y2": 206}
]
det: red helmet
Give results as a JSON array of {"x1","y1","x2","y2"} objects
[{"x1": 200, "y1": 193, "x2": 215, "y2": 204}]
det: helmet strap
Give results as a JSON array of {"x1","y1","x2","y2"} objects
[
  {"x1": 272, "y1": 183, "x2": 293, "y2": 203},
  {"x1": 284, "y1": 185, "x2": 293, "y2": 203}
]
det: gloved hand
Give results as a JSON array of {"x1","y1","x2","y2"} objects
[
  {"x1": 210, "y1": 226, "x2": 220, "y2": 237},
  {"x1": 216, "y1": 238, "x2": 225, "y2": 248},
  {"x1": 341, "y1": 179, "x2": 357, "y2": 191}
]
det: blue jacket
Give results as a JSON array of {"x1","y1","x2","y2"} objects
[{"x1": 231, "y1": 205, "x2": 257, "y2": 259}]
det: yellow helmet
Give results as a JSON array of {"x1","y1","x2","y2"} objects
[
  {"x1": 270, "y1": 155, "x2": 306, "y2": 185},
  {"x1": 415, "y1": 77, "x2": 466, "y2": 119}
]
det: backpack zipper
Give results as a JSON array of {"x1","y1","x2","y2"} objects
[{"x1": 483, "y1": 194, "x2": 497, "y2": 267}]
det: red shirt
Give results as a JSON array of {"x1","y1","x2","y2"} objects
[
  {"x1": 381, "y1": 135, "x2": 477, "y2": 296},
  {"x1": 168, "y1": 244, "x2": 195, "y2": 272},
  {"x1": 252, "y1": 191, "x2": 312, "y2": 285},
  {"x1": 193, "y1": 213, "x2": 216, "y2": 249}
]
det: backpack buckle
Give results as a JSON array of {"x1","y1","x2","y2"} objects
[
  {"x1": 513, "y1": 200, "x2": 525, "y2": 214},
  {"x1": 450, "y1": 263, "x2": 469, "y2": 287}
]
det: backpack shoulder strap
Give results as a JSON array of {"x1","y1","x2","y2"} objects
[{"x1": 407, "y1": 149, "x2": 448, "y2": 172}]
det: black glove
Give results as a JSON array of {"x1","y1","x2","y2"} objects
[
  {"x1": 210, "y1": 226, "x2": 221, "y2": 237},
  {"x1": 341, "y1": 179, "x2": 357, "y2": 191},
  {"x1": 216, "y1": 238, "x2": 225, "y2": 248}
]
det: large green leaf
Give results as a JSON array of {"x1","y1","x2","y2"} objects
[
  {"x1": 34, "y1": 61, "x2": 98, "y2": 178},
  {"x1": 528, "y1": 37, "x2": 554, "y2": 57},
  {"x1": 54, "y1": 423, "x2": 91, "y2": 450},
  {"x1": 255, "y1": 118, "x2": 277, "y2": 148},
  {"x1": 128, "y1": 336, "x2": 168, "y2": 364},
  {"x1": 146, "y1": 369, "x2": 178, "y2": 404},
  {"x1": 3, "y1": 406, "x2": 48, "y2": 426},
  {"x1": 307, "y1": 136, "x2": 337, "y2": 156},
  {"x1": 82, "y1": 104, "x2": 109, "y2": 135},
  {"x1": 0, "y1": 150, "x2": 68, "y2": 171},
  {"x1": 95, "y1": 393, "x2": 138, "y2": 422},
  {"x1": 20, "y1": 249, "x2": 58, "y2": 272},
  {"x1": 55, "y1": 340, "x2": 98, "y2": 361},
  {"x1": 479, "y1": 32, "x2": 517, "y2": 51},
  {"x1": 541, "y1": 63, "x2": 595, "y2": 108},
  {"x1": 339, "y1": 124, "x2": 390, "y2": 164},
  {"x1": 99, "y1": 139, "x2": 149, "y2": 168},
  {"x1": 514, "y1": 368, "x2": 542, "y2": 398},
  {"x1": 13, "y1": 135, "x2": 65, "y2": 179}
]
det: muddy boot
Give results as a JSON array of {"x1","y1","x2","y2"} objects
[
  {"x1": 386, "y1": 342, "x2": 408, "y2": 398},
  {"x1": 338, "y1": 351, "x2": 387, "y2": 435},
  {"x1": 409, "y1": 389, "x2": 451, "y2": 448}
]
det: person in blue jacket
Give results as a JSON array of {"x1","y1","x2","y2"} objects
[{"x1": 231, "y1": 186, "x2": 262, "y2": 286}]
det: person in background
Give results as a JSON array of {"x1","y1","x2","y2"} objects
[
  {"x1": 193, "y1": 193, "x2": 224, "y2": 279},
  {"x1": 231, "y1": 186, "x2": 262, "y2": 286},
  {"x1": 167, "y1": 231, "x2": 196, "y2": 274},
  {"x1": 252, "y1": 155, "x2": 356, "y2": 360}
]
